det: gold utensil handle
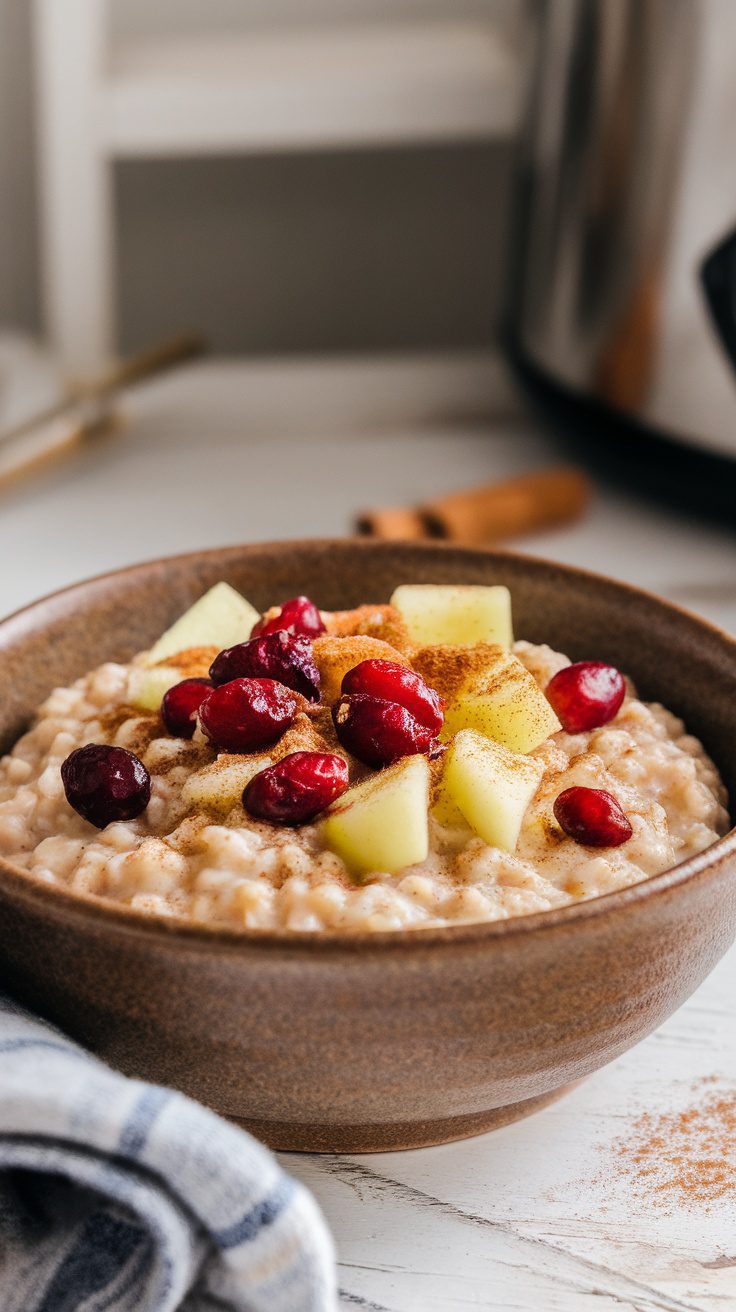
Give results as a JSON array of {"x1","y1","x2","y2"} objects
[
  {"x1": 1, "y1": 333, "x2": 206, "y2": 447},
  {"x1": 85, "y1": 332, "x2": 205, "y2": 397},
  {"x1": 0, "y1": 331, "x2": 206, "y2": 492},
  {"x1": 0, "y1": 415, "x2": 89, "y2": 491}
]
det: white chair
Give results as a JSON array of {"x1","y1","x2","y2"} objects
[{"x1": 33, "y1": 0, "x2": 523, "y2": 379}]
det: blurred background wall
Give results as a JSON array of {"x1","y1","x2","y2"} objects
[
  {"x1": 4, "y1": 0, "x2": 735, "y2": 371},
  {"x1": 0, "y1": 0, "x2": 519, "y2": 357},
  {"x1": 0, "y1": 0, "x2": 39, "y2": 330}
]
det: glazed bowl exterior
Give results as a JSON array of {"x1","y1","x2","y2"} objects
[{"x1": 0, "y1": 540, "x2": 734, "y2": 1152}]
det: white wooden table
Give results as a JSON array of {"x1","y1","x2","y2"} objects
[{"x1": 1, "y1": 357, "x2": 734, "y2": 1311}]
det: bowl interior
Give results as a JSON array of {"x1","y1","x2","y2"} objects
[{"x1": 1, "y1": 539, "x2": 735, "y2": 821}]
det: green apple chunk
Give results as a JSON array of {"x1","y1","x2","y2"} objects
[
  {"x1": 127, "y1": 664, "x2": 182, "y2": 712},
  {"x1": 441, "y1": 729, "x2": 544, "y2": 853},
  {"x1": 443, "y1": 650, "x2": 561, "y2": 753},
  {"x1": 390, "y1": 584, "x2": 513, "y2": 649},
  {"x1": 430, "y1": 787, "x2": 469, "y2": 831},
  {"x1": 145, "y1": 582, "x2": 260, "y2": 665},
  {"x1": 322, "y1": 755, "x2": 429, "y2": 877},
  {"x1": 182, "y1": 755, "x2": 271, "y2": 812}
]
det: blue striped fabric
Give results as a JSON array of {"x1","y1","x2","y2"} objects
[{"x1": 0, "y1": 995, "x2": 336, "y2": 1311}]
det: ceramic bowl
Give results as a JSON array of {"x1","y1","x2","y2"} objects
[{"x1": 0, "y1": 540, "x2": 734, "y2": 1152}]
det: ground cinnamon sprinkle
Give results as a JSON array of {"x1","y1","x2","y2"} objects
[{"x1": 612, "y1": 1078, "x2": 736, "y2": 1211}]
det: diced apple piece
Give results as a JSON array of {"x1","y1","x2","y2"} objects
[
  {"x1": 312, "y1": 634, "x2": 411, "y2": 704},
  {"x1": 443, "y1": 650, "x2": 561, "y2": 753},
  {"x1": 182, "y1": 755, "x2": 271, "y2": 812},
  {"x1": 441, "y1": 729, "x2": 544, "y2": 853},
  {"x1": 145, "y1": 583, "x2": 260, "y2": 665},
  {"x1": 411, "y1": 642, "x2": 503, "y2": 705},
  {"x1": 128, "y1": 665, "x2": 181, "y2": 712},
  {"x1": 129, "y1": 646, "x2": 217, "y2": 712},
  {"x1": 324, "y1": 604, "x2": 410, "y2": 650},
  {"x1": 430, "y1": 787, "x2": 469, "y2": 830},
  {"x1": 390, "y1": 584, "x2": 513, "y2": 649},
  {"x1": 322, "y1": 755, "x2": 429, "y2": 877}
]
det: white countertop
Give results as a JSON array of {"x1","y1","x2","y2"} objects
[{"x1": 1, "y1": 356, "x2": 734, "y2": 1312}]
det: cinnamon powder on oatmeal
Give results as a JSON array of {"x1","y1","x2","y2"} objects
[{"x1": 612, "y1": 1078, "x2": 736, "y2": 1210}]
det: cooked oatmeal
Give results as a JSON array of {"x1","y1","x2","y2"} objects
[{"x1": 0, "y1": 619, "x2": 728, "y2": 932}]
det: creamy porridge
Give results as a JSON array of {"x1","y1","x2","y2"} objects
[{"x1": 0, "y1": 582, "x2": 729, "y2": 932}]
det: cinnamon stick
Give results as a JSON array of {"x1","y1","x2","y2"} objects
[
  {"x1": 356, "y1": 467, "x2": 590, "y2": 545},
  {"x1": 354, "y1": 505, "x2": 426, "y2": 541}
]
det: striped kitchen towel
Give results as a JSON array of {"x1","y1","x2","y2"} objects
[{"x1": 0, "y1": 993, "x2": 336, "y2": 1311}]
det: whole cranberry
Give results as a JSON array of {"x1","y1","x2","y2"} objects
[
  {"x1": 243, "y1": 751, "x2": 349, "y2": 825},
  {"x1": 341, "y1": 659, "x2": 443, "y2": 734},
  {"x1": 333, "y1": 693, "x2": 434, "y2": 767},
  {"x1": 251, "y1": 595, "x2": 326, "y2": 639},
  {"x1": 209, "y1": 632, "x2": 320, "y2": 702},
  {"x1": 553, "y1": 786, "x2": 633, "y2": 847},
  {"x1": 199, "y1": 678, "x2": 297, "y2": 752},
  {"x1": 61, "y1": 744, "x2": 151, "y2": 829},
  {"x1": 546, "y1": 661, "x2": 625, "y2": 734},
  {"x1": 161, "y1": 678, "x2": 212, "y2": 738}
]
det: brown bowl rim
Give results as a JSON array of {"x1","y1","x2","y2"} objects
[{"x1": 0, "y1": 537, "x2": 734, "y2": 954}]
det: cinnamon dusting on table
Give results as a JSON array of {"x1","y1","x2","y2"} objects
[{"x1": 609, "y1": 1077, "x2": 736, "y2": 1211}]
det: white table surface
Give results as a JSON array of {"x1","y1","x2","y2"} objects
[{"x1": 1, "y1": 358, "x2": 734, "y2": 1312}]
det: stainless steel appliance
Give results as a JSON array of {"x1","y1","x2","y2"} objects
[{"x1": 508, "y1": 0, "x2": 736, "y2": 516}]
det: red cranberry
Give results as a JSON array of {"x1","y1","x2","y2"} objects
[
  {"x1": 333, "y1": 693, "x2": 434, "y2": 767},
  {"x1": 199, "y1": 678, "x2": 297, "y2": 752},
  {"x1": 61, "y1": 744, "x2": 151, "y2": 829},
  {"x1": 243, "y1": 751, "x2": 349, "y2": 825},
  {"x1": 251, "y1": 595, "x2": 326, "y2": 639},
  {"x1": 161, "y1": 678, "x2": 212, "y2": 738},
  {"x1": 553, "y1": 786, "x2": 633, "y2": 847},
  {"x1": 546, "y1": 661, "x2": 625, "y2": 733},
  {"x1": 209, "y1": 632, "x2": 320, "y2": 702},
  {"x1": 341, "y1": 659, "x2": 443, "y2": 734}
]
